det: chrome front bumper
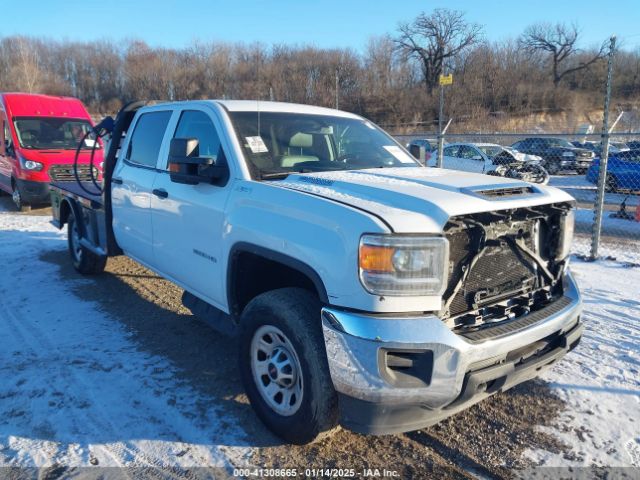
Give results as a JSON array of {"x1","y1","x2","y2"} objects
[{"x1": 321, "y1": 271, "x2": 583, "y2": 434}]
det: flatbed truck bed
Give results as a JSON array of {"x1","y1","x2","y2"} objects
[
  {"x1": 50, "y1": 181, "x2": 103, "y2": 209},
  {"x1": 50, "y1": 181, "x2": 111, "y2": 258}
]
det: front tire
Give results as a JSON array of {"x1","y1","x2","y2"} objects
[
  {"x1": 239, "y1": 288, "x2": 338, "y2": 444},
  {"x1": 545, "y1": 161, "x2": 560, "y2": 175},
  {"x1": 11, "y1": 183, "x2": 31, "y2": 212},
  {"x1": 67, "y1": 209, "x2": 107, "y2": 274}
]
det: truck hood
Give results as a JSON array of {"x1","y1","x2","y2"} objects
[{"x1": 274, "y1": 167, "x2": 574, "y2": 233}]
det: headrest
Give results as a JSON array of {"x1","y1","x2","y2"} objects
[{"x1": 289, "y1": 133, "x2": 312, "y2": 149}]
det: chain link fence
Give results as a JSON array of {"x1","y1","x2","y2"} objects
[{"x1": 394, "y1": 130, "x2": 640, "y2": 263}]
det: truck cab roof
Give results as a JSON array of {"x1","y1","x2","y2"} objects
[
  {"x1": 215, "y1": 100, "x2": 361, "y2": 118},
  {"x1": 136, "y1": 99, "x2": 361, "y2": 119}
]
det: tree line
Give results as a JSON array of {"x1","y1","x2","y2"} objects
[{"x1": 0, "y1": 9, "x2": 638, "y2": 132}]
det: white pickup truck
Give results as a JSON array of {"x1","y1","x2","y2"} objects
[{"x1": 50, "y1": 100, "x2": 583, "y2": 444}]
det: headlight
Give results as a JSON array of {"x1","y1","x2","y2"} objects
[
  {"x1": 359, "y1": 234, "x2": 449, "y2": 296},
  {"x1": 562, "y1": 151, "x2": 575, "y2": 157},
  {"x1": 18, "y1": 153, "x2": 44, "y2": 171},
  {"x1": 556, "y1": 209, "x2": 575, "y2": 260}
]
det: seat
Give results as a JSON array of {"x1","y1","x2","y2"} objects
[{"x1": 280, "y1": 133, "x2": 319, "y2": 168}]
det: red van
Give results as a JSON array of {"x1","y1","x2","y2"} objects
[{"x1": 0, "y1": 93, "x2": 102, "y2": 211}]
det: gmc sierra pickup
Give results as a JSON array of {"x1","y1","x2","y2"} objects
[{"x1": 50, "y1": 100, "x2": 583, "y2": 445}]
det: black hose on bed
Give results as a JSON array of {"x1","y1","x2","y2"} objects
[{"x1": 72, "y1": 117, "x2": 115, "y2": 197}]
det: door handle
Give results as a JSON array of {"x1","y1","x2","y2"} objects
[
  {"x1": 112, "y1": 177, "x2": 123, "y2": 185},
  {"x1": 152, "y1": 188, "x2": 169, "y2": 199}
]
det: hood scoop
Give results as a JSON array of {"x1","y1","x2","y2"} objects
[{"x1": 470, "y1": 185, "x2": 536, "y2": 199}]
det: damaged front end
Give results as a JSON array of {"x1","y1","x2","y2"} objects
[
  {"x1": 441, "y1": 201, "x2": 575, "y2": 336},
  {"x1": 320, "y1": 200, "x2": 582, "y2": 435}
]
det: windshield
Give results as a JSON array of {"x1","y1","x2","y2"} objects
[
  {"x1": 547, "y1": 138, "x2": 575, "y2": 149},
  {"x1": 229, "y1": 112, "x2": 419, "y2": 179},
  {"x1": 477, "y1": 145, "x2": 503, "y2": 158},
  {"x1": 13, "y1": 117, "x2": 97, "y2": 150}
]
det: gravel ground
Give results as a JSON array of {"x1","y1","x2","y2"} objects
[{"x1": 37, "y1": 247, "x2": 571, "y2": 479}]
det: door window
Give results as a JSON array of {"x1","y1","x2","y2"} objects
[
  {"x1": 459, "y1": 145, "x2": 479, "y2": 159},
  {"x1": 171, "y1": 110, "x2": 225, "y2": 167},
  {"x1": 126, "y1": 111, "x2": 172, "y2": 168},
  {"x1": 621, "y1": 151, "x2": 640, "y2": 163},
  {"x1": 2, "y1": 118, "x2": 12, "y2": 154},
  {"x1": 443, "y1": 145, "x2": 459, "y2": 157},
  {"x1": 0, "y1": 118, "x2": 4, "y2": 154}
]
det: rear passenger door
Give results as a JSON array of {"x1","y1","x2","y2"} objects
[
  {"x1": 111, "y1": 109, "x2": 172, "y2": 266},
  {"x1": 150, "y1": 107, "x2": 232, "y2": 308}
]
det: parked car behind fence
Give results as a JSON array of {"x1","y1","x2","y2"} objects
[
  {"x1": 586, "y1": 149, "x2": 640, "y2": 192},
  {"x1": 511, "y1": 137, "x2": 594, "y2": 175}
]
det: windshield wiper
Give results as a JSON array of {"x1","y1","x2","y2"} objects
[
  {"x1": 260, "y1": 171, "x2": 292, "y2": 180},
  {"x1": 260, "y1": 168, "x2": 321, "y2": 180}
]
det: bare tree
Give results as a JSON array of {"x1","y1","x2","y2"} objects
[
  {"x1": 520, "y1": 22, "x2": 606, "y2": 87},
  {"x1": 395, "y1": 9, "x2": 482, "y2": 95}
]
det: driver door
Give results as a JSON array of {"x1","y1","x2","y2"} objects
[
  {"x1": 151, "y1": 107, "x2": 232, "y2": 308},
  {"x1": 459, "y1": 145, "x2": 486, "y2": 174},
  {"x1": 441, "y1": 145, "x2": 461, "y2": 169}
]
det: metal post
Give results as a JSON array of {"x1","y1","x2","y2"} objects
[
  {"x1": 437, "y1": 76, "x2": 445, "y2": 168},
  {"x1": 335, "y1": 68, "x2": 339, "y2": 110},
  {"x1": 590, "y1": 35, "x2": 617, "y2": 260}
]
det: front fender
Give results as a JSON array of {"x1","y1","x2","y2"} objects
[{"x1": 221, "y1": 181, "x2": 444, "y2": 313}]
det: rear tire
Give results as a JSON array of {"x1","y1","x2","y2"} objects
[
  {"x1": 67, "y1": 209, "x2": 107, "y2": 275},
  {"x1": 238, "y1": 288, "x2": 338, "y2": 445}
]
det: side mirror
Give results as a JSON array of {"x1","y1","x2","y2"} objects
[
  {"x1": 472, "y1": 155, "x2": 483, "y2": 161},
  {"x1": 408, "y1": 144, "x2": 426, "y2": 163},
  {"x1": 168, "y1": 138, "x2": 228, "y2": 185},
  {"x1": 5, "y1": 140, "x2": 15, "y2": 157}
]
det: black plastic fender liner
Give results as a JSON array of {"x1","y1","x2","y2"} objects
[
  {"x1": 226, "y1": 242, "x2": 330, "y2": 316},
  {"x1": 62, "y1": 197, "x2": 86, "y2": 238}
]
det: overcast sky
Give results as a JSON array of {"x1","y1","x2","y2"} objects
[{"x1": 3, "y1": 0, "x2": 638, "y2": 50}]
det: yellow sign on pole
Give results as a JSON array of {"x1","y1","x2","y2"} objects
[{"x1": 439, "y1": 74, "x2": 453, "y2": 86}]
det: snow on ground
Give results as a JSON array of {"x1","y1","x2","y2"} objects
[
  {"x1": 525, "y1": 258, "x2": 640, "y2": 468},
  {"x1": 0, "y1": 210, "x2": 253, "y2": 471},
  {"x1": 575, "y1": 208, "x2": 640, "y2": 238},
  {"x1": 0, "y1": 203, "x2": 639, "y2": 472}
]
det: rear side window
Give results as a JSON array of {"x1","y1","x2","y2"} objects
[
  {"x1": 172, "y1": 110, "x2": 224, "y2": 165},
  {"x1": 127, "y1": 111, "x2": 172, "y2": 168}
]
